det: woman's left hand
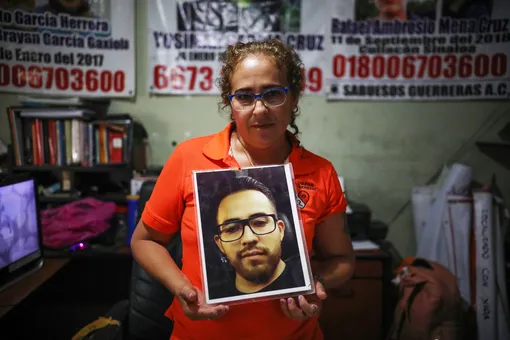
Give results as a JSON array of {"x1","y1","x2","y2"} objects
[{"x1": 280, "y1": 280, "x2": 328, "y2": 321}]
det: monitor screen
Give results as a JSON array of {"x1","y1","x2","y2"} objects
[{"x1": 0, "y1": 178, "x2": 41, "y2": 271}]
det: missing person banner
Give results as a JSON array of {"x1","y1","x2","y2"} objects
[
  {"x1": 0, "y1": 0, "x2": 135, "y2": 98},
  {"x1": 326, "y1": 0, "x2": 510, "y2": 101},
  {"x1": 148, "y1": 0, "x2": 327, "y2": 95}
]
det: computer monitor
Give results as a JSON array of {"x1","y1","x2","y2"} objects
[{"x1": 0, "y1": 173, "x2": 44, "y2": 292}]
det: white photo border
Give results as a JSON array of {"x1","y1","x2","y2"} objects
[{"x1": 192, "y1": 163, "x2": 315, "y2": 306}]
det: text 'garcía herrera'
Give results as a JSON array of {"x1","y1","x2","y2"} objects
[{"x1": 0, "y1": 9, "x2": 110, "y2": 34}]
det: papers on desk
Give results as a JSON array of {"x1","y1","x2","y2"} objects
[
  {"x1": 338, "y1": 177, "x2": 378, "y2": 250},
  {"x1": 352, "y1": 240, "x2": 379, "y2": 250},
  {"x1": 339, "y1": 176, "x2": 353, "y2": 214},
  {"x1": 346, "y1": 205, "x2": 353, "y2": 214}
]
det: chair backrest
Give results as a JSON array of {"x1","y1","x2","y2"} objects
[{"x1": 127, "y1": 180, "x2": 183, "y2": 340}]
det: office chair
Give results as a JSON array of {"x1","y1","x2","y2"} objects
[
  {"x1": 81, "y1": 180, "x2": 301, "y2": 340},
  {"x1": 77, "y1": 180, "x2": 179, "y2": 340},
  {"x1": 124, "y1": 180, "x2": 181, "y2": 340}
]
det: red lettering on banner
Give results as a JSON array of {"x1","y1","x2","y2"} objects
[
  {"x1": 332, "y1": 54, "x2": 508, "y2": 80},
  {"x1": 153, "y1": 64, "x2": 214, "y2": 91},
  {"x1": 0, "y1": 63, "x2": 125, "y2": 93},
  {"x1": 300, "y1": 67, "x2": 323, "y2": 93},
  {"x1": 307, "y1": 67, "x2": 322, "y2": 92}
]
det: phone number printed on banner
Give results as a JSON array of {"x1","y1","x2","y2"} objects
[
  {"x1": 302, "y1": 67, "x2": 323, "y2": 93},
  {"x1": 0, "y1": 63, "x2": 126, "y2": 94},
  {"x1": 152, "y1": 64, "x2": 325, "y2": 94},
  {"x1": 152, "y1": 64, "x2": 217, "y2": 93},
  {"x1": 332, "y1": 54, "x2": 508, "y2": 80}
]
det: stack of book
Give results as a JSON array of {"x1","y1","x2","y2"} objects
[{"x1": 7, "y1": 106, "x2": 133, "y2": 168}]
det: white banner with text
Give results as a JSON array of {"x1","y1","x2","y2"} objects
[
  {"x1": 148, "y1": 0, "x2": 327, "y2": 95},
  {"x1": 0, "y1": 0, "x2": 135, "y2": 97},
  {"x1": 326, "y1": 0, "x2": 510, "y2": 100}
]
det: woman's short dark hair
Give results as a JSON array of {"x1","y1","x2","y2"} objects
[{"x1": 216, "y1": 38, "x2": 304, "y2": 136}]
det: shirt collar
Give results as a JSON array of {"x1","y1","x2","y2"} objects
[
  {"x1": 203, "y1": 123, "x2": 315, "y2": 175},
  {"x1": 202, "y1": 123, "x2": 233, "y2": 161}
]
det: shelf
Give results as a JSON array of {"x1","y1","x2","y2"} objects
[
  {"x1": 476, "y1": 141, "x2": 510, "y2": 171},
  {"x1": 39, "y1": 192, "x2": 128, "y2": 204},
  {"x1": 10, "y1": 164, "x2": 131, "y2": 173},
  {"x1": 498, "y1": 122, "x2": 510, "y2": 142},
  {"x1": 43, "y1": 243, "x2": 131, "y2": 259}
]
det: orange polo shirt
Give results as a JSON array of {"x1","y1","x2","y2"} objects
[{"x1": 141, "y1": 123, "x2": 347, "y2": 340}]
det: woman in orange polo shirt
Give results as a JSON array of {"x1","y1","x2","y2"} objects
[{"x1": 131, "y1": 38, "x2": 355, "y2": 340}]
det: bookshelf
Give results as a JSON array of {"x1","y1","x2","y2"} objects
[
  {"x1": 6, "y1": 106, "x2": 134, "y2": 207},
  {"x1": 476, "y1": 122, "x2": 510, "y2": 172},
  {"x1": 475, "y1": 141, "x2": 510, "y2": 171}
]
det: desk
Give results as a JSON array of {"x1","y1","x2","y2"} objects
[
  {"x1": 0, "y1": 255, "x2": 132, "y2": 339},
  {"x1": 0, "y1": 258, "x2": 69, "y2": 318},
  {"x1": 0, "y1": 245, "x2": 394, "y2": 339},
  {"x1": 0, "y1": 243, "x2": 131, "y2": 320},
  {"x1": 319, "y1": 247, "x2": 395, "y2": 340}
]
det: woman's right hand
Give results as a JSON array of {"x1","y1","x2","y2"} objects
[{"x1": 176, "y1": 284, "x2": 229, "y2": 321}]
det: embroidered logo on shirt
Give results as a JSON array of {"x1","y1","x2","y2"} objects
[
  {"x1": 296, "y1": 190, "x2": 310, "y2": 209},
  {"x1": 296, "y1": 181, "x2": 317, "y2": 191}
]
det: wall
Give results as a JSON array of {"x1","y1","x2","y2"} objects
[{"x1": 1, "y1": 0, "x2": 509, "y2": 258}]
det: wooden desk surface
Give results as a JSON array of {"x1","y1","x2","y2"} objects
[
  {"x1": 0, "y1": 245, "x2": 389, "y2": 320},
  {"x1": 0, "y1": 258, "x2": 69, "y2": 318}
]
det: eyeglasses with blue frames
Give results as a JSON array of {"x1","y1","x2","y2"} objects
[
  {"x1": 216, "y1": 214, "x2": 278, "y2": 242},
  {"x1": 228, "y1": 87, "x2": 289, "y2": 111}
]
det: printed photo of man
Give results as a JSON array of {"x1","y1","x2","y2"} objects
[
  {"x1": 355, "y1": 0, "x2": 438, "y2": 21},
  {"x1": 35, "y1": 0, "x2": 99, "y2": 18},
  {"x1": 441, "y1": 0, "x2": 493, "y2": 19},
  {"x1": 195, "y1": 168, "x2": 307, "y2": 301},
  {"x1": 0, "y1": 0, "x2": 35, "y2": 12}
]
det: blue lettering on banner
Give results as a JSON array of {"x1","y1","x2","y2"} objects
[
  {"x1": 286, "y1": 34, "x2": 324, "y2": 51},
  {"x1": 153, "y1": 31, "x2": 200, "y2": 49},
  {"x1": 59, "y1": 14, "x2": 110, "y2": 33},
  {"x1": 152, "y1": 31, "x2": 327, "y2": 51},
  {"x1": 331, "y1": 19, "x2": 435, "y2": 35},
  {"x1": 43, "y1": 32, "x2": 85, "y2": 48},
  {"x1": 0, "y1": 27, "x2": 40, "y2": 45},
  {"x1": 331, "y1": 17, "x2": 509, "y2": 36},
  {"x1": 87, "y1": 36, "x2": 130, "y2": 50},
  {"x1": 14, "y1": 10, "x2": 57, "y2": 28},
  {"x1": 3, "y1": 9, "x2": 111, "y2": 34},
  {"x1": 0, "y1": 9, "x2": 13, "y2": 24},
  {"x1": 152, "y1": 31, "x2": 284, "y2": 49},
  {"x1": 438, "y1": 17, "x2": 508, "y2": 34},
  {"x1": 0, "y1": 27, "x2": 129, "y2": 50}
]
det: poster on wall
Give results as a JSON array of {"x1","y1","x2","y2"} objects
[
  {"x1": 0, "y1": 0, "x2": 135, "y2": 98},
  {"x1": 148, "y1": 0, "x2": 327, "y2": 96},
  {"x1": 326, "y1": 0, "x2": 510, "y2": 101}
]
